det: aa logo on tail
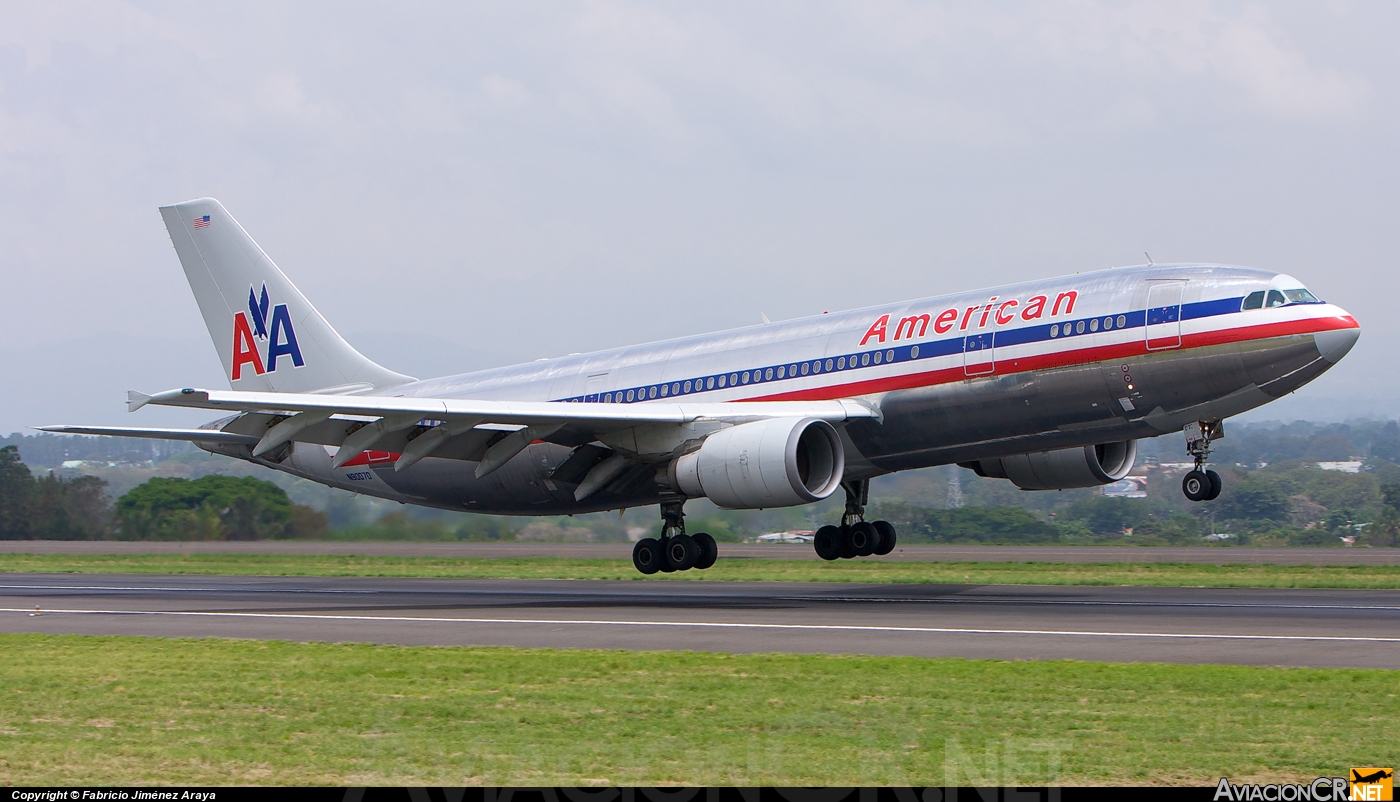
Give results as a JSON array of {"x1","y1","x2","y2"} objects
[{"x1": 231, "y1": 283, "x2": 305, "y2": 380}]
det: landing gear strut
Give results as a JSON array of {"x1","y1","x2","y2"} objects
[
  {"x1": 632, "y1": 498, "x2": 718, "y2": 575},
  {"x1": 1181, "y1": 420, "x2": 1224, "y2": 502},
  {"x1": 813, "y1": 479, "x2": 897, "y2": 561}
]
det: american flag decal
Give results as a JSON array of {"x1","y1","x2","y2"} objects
[{"x1": 193, "y1": 214, "x2": 211, "y2": 229}]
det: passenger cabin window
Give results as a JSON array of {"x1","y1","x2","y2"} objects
[
  {"x1": 1242, "y1": 291, "x2": 1265, "y2": 310},
  {"x1": 1266, "y1": 290, "x2": 1287, "y2": 308}
]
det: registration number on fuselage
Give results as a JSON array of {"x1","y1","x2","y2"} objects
[{"x1": 345, "y1": 471, "x2": 374, "y2": 481}]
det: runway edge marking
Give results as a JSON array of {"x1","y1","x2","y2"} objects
[{"x1": 6, "y1": 607, "x2": 1400, "y2": 644}]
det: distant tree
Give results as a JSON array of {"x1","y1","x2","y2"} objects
[
  {"x1": 1370, "y1": 422, "x2": 1400, "y2": 464},
  {"x1": 1117, "y1": 512, "x2": 1202, "y2": 545},
  {"x1": 0, "y1": 446, "x2": 35, "y2": 539},
  {"x1": 116, "y1": 475, "x2": 319, "y2": 540},
  {"x1": 1215, "y1": 475, "x2": 1291, "y2": 522},
  {"x1": 929, "y1": 506, "x2": 1060, "y2": 543},
  {"x1": 1299, "y1": 469, "x2": 1381, "y2": 516},
  {"x1": 1369, "y1": 504, "x2": 1399, "y2": 547},
  {"x1": 1381, "y1": 484, "x2": 1400, "y2": 511},
  {"x1": 1290, "y1": 528, "x2": 1337, "y2": 546},
  {"x1": 1322, "y1": 509, "x2": 1358, "y2": 534},
  {"x1": 1302, "y1": 432, "x2": 1359, "y2": 462},
  {"x1": 330, "y1": 509, "x2": 456, "y2": 541},
  {"x1": 287, "y1": 505, "x2": 329, "y2": 539},
  {"x1": 31, "y1": 473, "x2": 113, "y2": 540},
  {"x1": 0, "y1": 446, "x2": 115, "y2": 540},
  {"x1": 1060, "y1": 497, "x2": 1148, "y2": 535},
  {"x1": 1287, "y1": 494, "x2": 1328, "y2": 528}
]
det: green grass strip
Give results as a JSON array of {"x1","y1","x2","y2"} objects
[
  {"x1": 3, "y1": 553, "x2": 1400, "y2": 587},
  {"x1": 0, "y1": 634, "x2": 1394, "y2": 785}
]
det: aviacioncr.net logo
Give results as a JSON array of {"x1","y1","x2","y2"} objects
[
  {"x1": 231, "y1": 283, "x2": 305, "y2": 380},
  {"x1": 1215, "y1": 770, "x2": 1393, "y2": 802}
]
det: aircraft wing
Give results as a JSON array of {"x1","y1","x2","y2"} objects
[
  {"x1": 35, "y1": 425, "x2": 259, "y2": 445},
  {"x1": 110, "y1": 387, "x2": 880, "y2": 476},
  {"x1": 128, "y1": 387, "x2": 878, "y2": 426}
]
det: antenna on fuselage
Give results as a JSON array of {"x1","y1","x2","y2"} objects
[
  {"x1": 1145, "y1": 252, "x2": 1154, "y2": 265},
  {"x1": 761, "y1": 312, "x2": 772, "y2": 324}
]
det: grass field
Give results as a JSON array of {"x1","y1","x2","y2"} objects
[
  {"x1": 0, "y1": 634, "x2": 1395, "y2": 785},
  {"x1": 2, "y1": 553, "x2": 1400, "y2": 587}
]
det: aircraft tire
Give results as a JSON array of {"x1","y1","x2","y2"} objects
[
  {"x1": 849, "y1": 521, "x2": 879, "y2": 557},
  {"x1": 692, "y1": 532, "x2": 718, "y2": 570},
  {"x1": 838, "y1": 524, "x2": 857, "y2": 559},
  {"x1": 1205, "y1": 470, "x2": 1223, "y2": 501},
  {"x1": 656, "y1": 540, "x2": 677, "y2": 573},
  {"x1": 814, "y1": 525, "x2": 843, "y2": 561},
  {"x1": 1182, "y1": 470, "x2": 1211, "y2": 502},
  {"x1": 632, "y1": 538, "x2": 663, "y2": 575},
  {"x1": 872, "y1": 520, "x2": 896, "y2": 555},
  {"x1": 665, "y1": 533, "x2": 699, "y2": 571}
]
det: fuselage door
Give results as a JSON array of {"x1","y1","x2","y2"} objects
[
  {"x1": 964, "y1": 331, "x2": 995, "y2": 376},
  {"x1": 584, "y1": 373, "x2": 608, "y2": 402},
  {"x1": 1144, "y1": 281, "x2": 1185, "y2": 350}
]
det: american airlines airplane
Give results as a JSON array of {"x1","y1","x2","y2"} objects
[{"x1": 44, "y1": 199, "x2": 1360, "y2": 574}]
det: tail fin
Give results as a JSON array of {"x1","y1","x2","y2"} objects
[{"x1": 159, "y1": 198, "x2": 414, "y2": 394}]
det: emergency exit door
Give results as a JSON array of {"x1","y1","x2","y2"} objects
[{"x1": 1145, "y1": 281, "x2": 1185, "y2": 350}]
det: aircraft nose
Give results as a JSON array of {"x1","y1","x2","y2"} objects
[{"x1": 1315, "y1": 324, "x2": 1359, "y2": 364}]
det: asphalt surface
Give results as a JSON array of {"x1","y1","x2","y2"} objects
[
  {"x1": 3, "y1": 541, "x2": 1398, "y2": 565},
  {"x1": 3, "y1": 574, "x2": 1397, "y2": 668}
]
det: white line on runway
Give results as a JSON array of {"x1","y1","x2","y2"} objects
[
  {"x1": 0, "y1": 584, "x2": 374, "y2": 594},
  {"x1": 6, "y1": 607, "x2": 1400, "y2": 644},
  {"x1": 4, "y1": 584, "x2": 1398, "y2": 612},
  {"x1": 773, "y1": 596, "x2": 1400, "y2": 611}
]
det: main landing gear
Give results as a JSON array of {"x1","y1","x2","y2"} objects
[
  {"x1": 1181, "y1": 420, "x2": 1224, "y2": 502},
  {"x1": 813, "y1": 479, "x2": 897, "y2": 561},
  {"x1": 632, "y1": 499, "x2": 718, "y2": 575}
]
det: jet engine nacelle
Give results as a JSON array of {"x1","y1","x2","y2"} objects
[
  {"x1": 963, "y1": 440, "x2": 1137, "y2": 491},
  {"x1": 671, "y1": 417, "x2": 845, "y2": 509}
]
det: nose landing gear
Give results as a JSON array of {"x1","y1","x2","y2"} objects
[
  {"x1": 814, "y1": 479, "x2": 898, "y2": 561},
  {"x1": 1181, "y1": 420, "x2": 1224, "y2": 502},
  {"x1": 633, "y1": 499, "x2": 719, "y2": 575}
]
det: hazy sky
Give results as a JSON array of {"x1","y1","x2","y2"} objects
[{"x1": 2, "y1": 1, "x2": 1395, "y2": 435}]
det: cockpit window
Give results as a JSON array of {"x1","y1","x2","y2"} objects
[
  {"x1": 1282, "y1": 288, "x2": 1321, "y2": 304},
  {"x1": 1242, "y1": 291, "x2": 1264, "y2": 310},
  {"x1": 1265, "y1": 290, "x2": 1287, "y2": 308}
]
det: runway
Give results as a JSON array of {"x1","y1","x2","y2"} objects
[
  {"x1": 3, "y1": 574, "x2": 1397, "y2": 668},
  {"x1": 3, "y1": 540, "x2": 1397, "y2": 565}
]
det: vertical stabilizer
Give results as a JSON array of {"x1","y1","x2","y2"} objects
[{"x1": 159, "y1": 198, "x2": 414, "y2": 394}]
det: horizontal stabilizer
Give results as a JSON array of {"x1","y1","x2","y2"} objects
[{"x1": 36, "y1": 425, "x2": 259, "y2": 445}]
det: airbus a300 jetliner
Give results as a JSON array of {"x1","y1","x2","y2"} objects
[{"x1": 45, "y1": 199, "x2": 1360, "y2": 573}]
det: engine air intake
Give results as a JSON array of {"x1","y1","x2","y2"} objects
[{"x1": 671, "y1": 417, "x2": 845, "y2": 509}]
